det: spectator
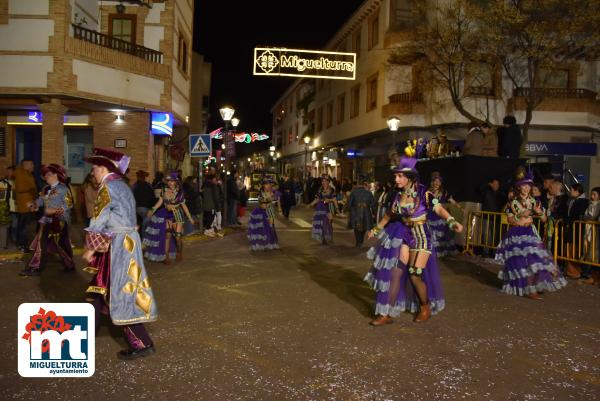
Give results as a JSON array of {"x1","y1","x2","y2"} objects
[
  {"x1": 238, "y1": 179, "x2": 248, "y2": 223},
  {"x1": 545, "y1": 180, "x2": 568, "y2": 251},
  {"x1": 226, "y1": 171, "x2": 241, "y2": 227},
  {"x1": 481, "y1": 123, "x2": 498, "y2": 157},
  {"x1": 202, "y1": 175, "x2": 220, "y2": 237},
  {"x1": 498, "y1": 115, "x2": 522, "y2": 159},
  {"x1": 279, "y1": 174, "x2": 295, "y2": 219},
  {"x1": 5, "y1": 166, "x2": 17, "y2": 245},
  {"x1": 541, "y1": 174, "x2": 556, "y2": 210},
  {"x1": 582, "y1": 186, "x2": 600, "y2": 285},
  {"x1": 152, "y1": 171, "x2": 165, "y2": 199},
  {"x1": 14, "y1": 160, "x2": 37, "y2": 252},
  {"x1": 183, "y1": 176, "x2": 202, "y2": 235},
  {"x1": 294, "y1": 178, "x2": 303, "y2": 207},
  {"x1": 0, "y1": 167, "x2": 13, "y2": 248},
  {"x1": 132, "y1": 170, "x2": 156, "y2": 237},
  {"x1": 82, "y1": 172, "x2": 99, "y2": 228},
  {"x1": 480, "y1": 178, "x2": 506, "y2": 256},
  {"x1": 565, "y1": 183, "x2": 589, "y2": 279},
  {"x1": 463, "y1": 122, "x2": 484, "y2": 156}
]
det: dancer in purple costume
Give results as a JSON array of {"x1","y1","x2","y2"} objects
[
  {"x1": 144, "y1": 172, "x2": 195, "y2": 264},
  {"x1": 309, "y1": 176, "x2": 337, "y2": 245},
  {"x1": 495, "y1": 169, "x2": 567, "y2": 299},
  {"x1": 247, "y1": 178, "x2": 280, "y2": 251},
  {"x1": 365, "y1": 156, "x2": 463, "y2": 324},
  {"x1": 427, "y1": 171, "x2": 461, "y2": 257}
]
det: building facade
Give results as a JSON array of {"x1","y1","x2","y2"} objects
[
  {"x1": 272, "y1": 0, "x2": 600, "y2": 190},
  {"x1": 0, "y1": 0, "x2": 195, "y2": 184}
]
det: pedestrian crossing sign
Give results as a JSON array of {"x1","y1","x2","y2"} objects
[{"x1": 189, "y1": 134, "x2": 211, "y2": 157}]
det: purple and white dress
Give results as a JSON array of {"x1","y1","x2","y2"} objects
[
  {"x1": 311, "y1": 187, "x2": 335, "y2": 243},
  {"x1": 365, "y1": 185, "x2": 446, "y2": 316},
  {"x1": 495, "y1": 196, "x2": 567, "y2": 296},
  {"x1": 247, "y1": 191, "x2": 279, "y2": 251},
  {"x1": 427, "y1": 189, "x2": 458, "y2": 257}
]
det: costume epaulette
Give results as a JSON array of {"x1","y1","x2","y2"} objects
[{"x1": 94, "y1": 185, "x2": 111, "y2": 219}]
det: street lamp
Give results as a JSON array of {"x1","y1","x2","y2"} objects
[
  {"x1": 303, "y1": 136, "x2": 311, "y2": 202},
  {"x1": 387, "y1": 115, "x2": 401, "y2": 150}
]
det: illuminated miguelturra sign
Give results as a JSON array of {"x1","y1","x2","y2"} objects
[{"x1": 253, "y1": 47, "x2": 356, "y2": 80}]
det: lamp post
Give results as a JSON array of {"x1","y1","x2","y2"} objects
[
  {"x1": 303, "y1": 136, "x2": 311, "y2": 203},
  {"x1": 219, "y1": 106, "x2": 235, "y2": 228},
  {"x1": 387, "y1": 116, "x2": 401, "y2": 149}
]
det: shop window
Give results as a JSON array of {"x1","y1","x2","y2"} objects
[
  {"x1": 326, "y1": 101, "x2": 334, "y2": 129},
  {"x1": 337, "y1": 93, "x2": 345, "y2": 124},
  {"x1": 366, "y1": 73, "x2": 378, "y2": 111},
  {"x1": 350, "y1": 84, "x2": 360, "y2": 118},
  {"x1": 109, "y1": 14, "x2": 136, "y2": 43}
]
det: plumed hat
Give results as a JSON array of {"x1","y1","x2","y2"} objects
[
  {"x1": 391, "y1": 156, "x2": 418, "y2": 175},
  {"x1": 41, "y1": 163, "x2": 67, "y2": 184},
  {"x1": 165, "y1": 171, "x2": 181, "y2": 181},
  {"x1": 515, "y1": 167, "x2": 534, "y2": 187},
  {"x1": 84, "y1": 148, "x2": 130, "y2": 176}
]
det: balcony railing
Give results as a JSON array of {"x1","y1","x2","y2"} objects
[
  {"x1": 514, "y1": 87, "x2": 597, "y2": 99},
  {"x1": 388, "y1": 92, "x2": 423, "y2": 104},
  {"x1": 72, "y1": 24, "x2": 163, "y2": 64}
]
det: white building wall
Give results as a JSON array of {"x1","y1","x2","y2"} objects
[
  {"x1": 8, "y1": 0, "x2": 49, "y2": 15},
  {"x1": 144, "y1": 26, "x2": 164, "y2": 51},
  {"x1": 145, "y1": 2, "x2": 166, "y2": 23},
  {"x1": 0, "y1": 55, "x2": 53, "y2": 87},
  {"x1": 0, "y1": 20, "x2": 54, "y2": 52},
  {"x1": 73, "y1": 59, "x2": 164, "y2": 106}
]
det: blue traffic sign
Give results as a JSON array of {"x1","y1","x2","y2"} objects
[{"x1": 189, "y1": 134, "x2": 211, "y2": 157}]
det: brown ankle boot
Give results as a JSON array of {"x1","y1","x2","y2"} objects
[
  {"x1": 414, "y1": 304, "x2": 431, "y2": 323},
  {"x1": 369, "y1": 315, "x2": 393, "y2": 326},
  {"x1": 163, "y1": 258, "x2": 171, "y2": 265}
]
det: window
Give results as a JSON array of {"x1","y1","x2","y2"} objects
[
  {"x1": 326, "y1": 101, "x2": 334, "y2": 128},
  {"x1": 109, "y1": 14, "x2": 136, "y2": 43},
  {"x1": 337, "y1": 93, "x2": 346, "y2": 124},
  {"x1": 316, "y1": 107, "x2": 323, "y2": 132},
  {"x1": 366, "y1": 73, "x2": 378, "y2": 111},
  {"x1": 368, "y1": 11, "x2": 379, "y2": 50},
  {"x1": 539, "y1": 68, "x2": 570, "y2": 88},
  {"x1": 177, "y1": 31, "x2": 189, "y2": 74},
  {"x1": 468, "y1": 62, "x2": 495, "y2": 96},
  {"x1": 288, "y1": 127, "x2": 293, "y2": 145},
  {"x1": 390, "y1": 0, "x2": 415, "y2": 30},
  {"x1": 353, "y1": 29, "x2": 362, "y2": 59},
  {"x1": 294, "y1": 122, "x2": 299, "y2": 142},
  {"x1": 350, "y1": 84, "x2": 360, "y2": 118}
]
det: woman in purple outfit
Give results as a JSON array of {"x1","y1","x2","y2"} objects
[
  {"x1": 144, "y1": 172, "x2": 194, "y2": 264},
  {"x1": 247, "y1": 178, "x2": 280, "y2": 251},
  {"x1": 495, "y1": 169, "x2": 567, "y2": 299},
  {"x1": 427, "y1": 171, "x2": 461, "y2": 257},
  {"x1": 309, "y1": 176, "x2": 337, "y2": 245},
  {"x1": 365, "y1": 156, "x2": 463, "y2": 324}
]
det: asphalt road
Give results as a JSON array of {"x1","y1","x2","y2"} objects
[{"x1": 1, "y1": 207, "x2": 599, "y2": 401}]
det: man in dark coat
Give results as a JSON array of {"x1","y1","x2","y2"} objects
[
  {"x1": 498, "y1": 115, "x2": 522, "y2": 158},
  {"x1": 347, "y1": 181, "x2": 375, "y2": 247},
  {"x1": 279, "y1": 175, "x2": 295, "y2": 219},
  {"x1": 132, "y1": 170, "x2": 156, "y2": 238}
]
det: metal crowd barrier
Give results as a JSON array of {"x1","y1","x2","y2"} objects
[
  {"x1": 554, "y1": 219, "x2": 600, "y2": 267},
  {"x1": 462, "y1": 210, "x2": 543, "y2": 256}
]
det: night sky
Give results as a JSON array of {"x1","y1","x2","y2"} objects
[{"x1": 193, "y1": 0, "x2": 365, "y2": 155}]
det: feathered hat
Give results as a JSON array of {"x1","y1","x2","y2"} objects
[
  {"x1": 41, "y1": 163, "x2": 67, "y2": 184},
  {"x1": 515, "y1": 167, "x2": 534, "y2": 187},
  {"x1": 165, "y1": 171, "x2": 181, "y2": 181},
  {"x1": 261, "y1": 176, "x2": 274, "y2": 185},
  {"x1": 84, "y1": 148, "x2": 130, "y2": 176},
  {"x1": 391, "y1": 156, "x2": 418, "y2": 175}
]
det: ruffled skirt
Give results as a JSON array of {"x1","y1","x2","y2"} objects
[
  {"x1": 495, "y1": 225, "x2": 567, "y2": 296},
  {"x1": 312, "y1": 201, "x2": 333, "y2": 243},
  {"x1": 364, "y1": 221, "x2": 446, "y2": 317},
  {"x1": 142, "y1": 208, "x2": 176, "y2": 262},
  {"x1": 427, "y1": 211, "x2": 458, "y2": 257},
  {"x1": 247, "y1": 207, "x2": 279, "y2": 251}
]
